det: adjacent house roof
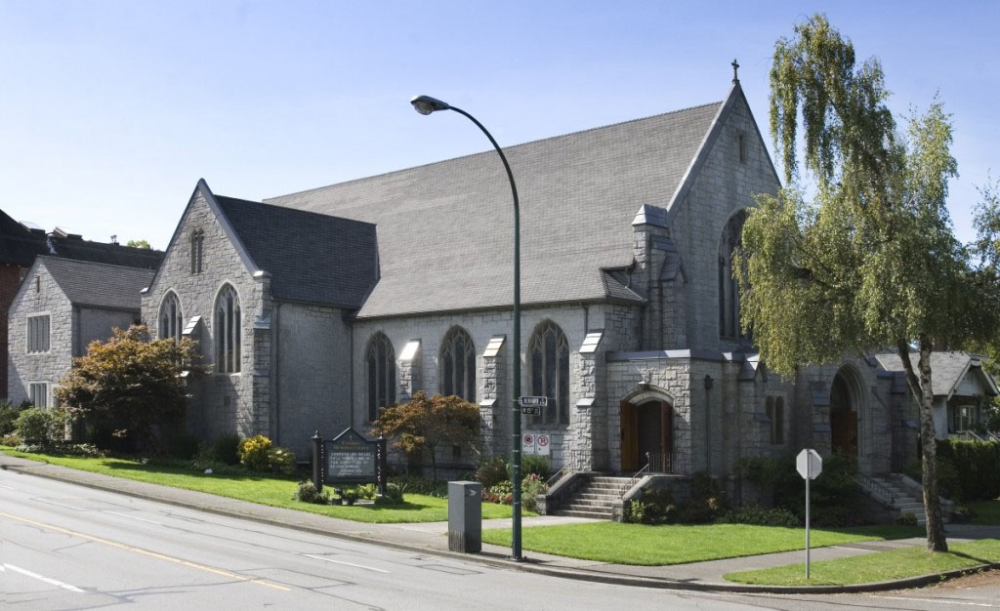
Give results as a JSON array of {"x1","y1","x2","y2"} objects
[
  {"x1": 0, "y1": 208, "x2": 163, "y2": 270},
  {"x1": 38, "y1": 256, "x2": 155, "y2": 310},
  {"x1": 0, "y1": 209, "x2": 49, "y2": 266},
  {"x1": 874, "y1": 352, "x2": 1000, "y2": 399},
  {"x1": 214, "y1": 196, "x2": 378, "y2": 309},
  {"x1": 263, "y1": 99, "x2": 725, "y2": 318}
]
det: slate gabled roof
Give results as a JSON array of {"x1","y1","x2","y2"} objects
[
  {"x1": 264, "y1": 100, "x2": 724, "y2": 318},
  {"x1": 874, "y1": 352, "x2": 1000, "y2": 399},
  {"x1": 39, "y1": 256, "x2": 154, "y2": 310},
  {"x1": 214, "y1": 196, "x2": 378, "y2": 309}
]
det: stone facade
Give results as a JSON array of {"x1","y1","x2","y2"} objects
[{"x1": 142, "y1": 83, "x2": 925, "y2": 481}]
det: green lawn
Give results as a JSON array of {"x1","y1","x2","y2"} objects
[
  {"x1": 480, "y1": 522, "x2": 922, "y2": 566},
  {"x1": 724, "y1": 538, "x2": 1000, "y2": 586},
  {"x1": 2, "y1": 450, "x2": 518, "y2": 524},
  {"x1": 971, "y1": 499, "x2": 1000, "y2": 526}
]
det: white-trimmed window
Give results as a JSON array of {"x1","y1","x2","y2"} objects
[
  {"x1": 214, "y1": 284, "x2": 241, "y2": 374},
  {"x1": 440, "y1": 327, "x2": 476, "y2": 402},
  {"x1": 528, "y1": 321, "x2": 570, "y2": 425},
  {"x1": 159, "y1": 292, "x2": 184, "y2": 343},
  {"x1": 29, "y1": 383, "x2": 49, "y2": 408},
  {"x1": 366, "y1": 333, "x2": 396, "y2": 422},
  {"x1": 27, "y1": 315, "x2": 51, "y2": 353},
  {"x1": 766, "y1": 396, "x2": 785, "y2": 445}
]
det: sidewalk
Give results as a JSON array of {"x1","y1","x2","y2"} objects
[{"x1": 2, "y1": 453, "x2": 997, "y2": 593}]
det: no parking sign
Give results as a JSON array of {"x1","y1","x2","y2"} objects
[{"x1": 536, "y1": 434, "x2": 551, "y2": 456}]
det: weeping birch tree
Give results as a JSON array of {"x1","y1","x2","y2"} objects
[{"x1": 738, "y1": 14, "x2": 997, "y2": 552}]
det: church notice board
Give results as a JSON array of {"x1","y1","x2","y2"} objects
[{"x1": 325, "y1": 428, "x2": 378, "y2": 485}]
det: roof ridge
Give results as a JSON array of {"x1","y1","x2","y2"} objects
[
  {"x1": 265, "y1": 100, "x2": 724, "y2": 202},
  {"x1": 215, "y1": 194, "x2": 376, "y2": 228},
  {"x1": 38, "y1": 254, "x2": 156, "y2": 274}
]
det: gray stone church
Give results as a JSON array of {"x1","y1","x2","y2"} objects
[{"x1": 140, "y1": 77, "x2": 995, "y2": 498}]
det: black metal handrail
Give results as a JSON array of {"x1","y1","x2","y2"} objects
[
  {"x1": 647, "y1": 451, "x2": 674, "y2": 474},
  {"x1": 856, "y1": 473, "x2": 896, "y2": 504}
]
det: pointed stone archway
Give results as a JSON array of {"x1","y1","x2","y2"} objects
[
  {"x1": 830, "y1": 365, "x2": 868, "y2": 469},
  {"x1": 620, "y1": 387, "x2": 675, "y2": 473}
]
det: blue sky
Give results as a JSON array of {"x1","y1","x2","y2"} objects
[{"x1": 1, "y1": 1, "x2": 997, "y2": 248}]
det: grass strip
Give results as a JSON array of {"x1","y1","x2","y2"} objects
[
  {"x1": 724, "y1": 538, "x2": 1000, "y2": 586},
  {"x1": 480, "y1": 522, "x2": 922, "y2": 566},
  {"x1": 2, "y1": 450, "x2": 519, "y2": 524}
]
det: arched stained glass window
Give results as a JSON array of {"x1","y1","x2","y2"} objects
[
  {"x1": 159, "y1": 292, "x2": 183, "y2": 343},
  {"x1": 214, "y1": 284, "x2": 241, "y2": 373},
  {"x1": 440, "y1": 327, "x2": 476, "y2": 402},
  {"x1": 528, "y1": 321, "x2": 570, "y2": 425},
  {"x1": 718, "y1": 211, "x2": 748, "y2": 340},
  {"x1": 366, "y1": 333, "x2": 396, "y2": 421}
]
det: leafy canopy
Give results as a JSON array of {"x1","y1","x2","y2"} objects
[
  {"x1": 56, "y1": 325, "x2": 206, "y2": 450},
  {"x1": 740, "y1": 14, "x2": 994, "y2": 375}
]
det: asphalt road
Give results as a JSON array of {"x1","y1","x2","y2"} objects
[{"x1": 1, "y1": 469, "x2": 997, "y2": 610}]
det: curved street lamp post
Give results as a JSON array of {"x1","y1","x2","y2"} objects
[{"x1": 410, "y1": 95, "x2": 524, "y2": 561}]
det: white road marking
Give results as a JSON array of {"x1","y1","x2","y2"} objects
[
  {"x1": 104, "y1": 510, "x2": 163, "y2": 525},
  {"x1": 877, "y1": 595, "x2": 1000, "y2": 608},
  {"x1": 0, "y1": 483, "x2": 16, "y2": 490},
  {"x1": 304, "y1": 554, "x2": 390, "y2": 574},
  {"x1": 3, "y1": 564, "x2": 85, "y2": 593}
]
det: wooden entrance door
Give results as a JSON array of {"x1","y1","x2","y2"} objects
[
  {"x1": 830, "y1": 408, "x2": 858, "y2": 458},
  {"x1": 620, "y1": 400, "x2": 638, "y2": 472}
]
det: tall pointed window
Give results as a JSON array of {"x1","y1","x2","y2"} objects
[
  {"x1": 214, "y1": 284, "x2": 241, "y2": 373},
  {"x1": 528, "y1": 321, "x2": 570, "y2": 425},
  {"x1": 191, "y1": 229, "x2": 204, "y2": 274},
  {"x1": 159, "y1": 292, "x2": 183, "y2": 343},
  {"x1": 366, "y1": 333, "x2": 396, "y2": 421},
  {"x1": 718, "y1": 211, "x2": 748, "y2": 340},
  {"x1": 440, "y1": 327, "x2": 476, "y2": 402}
]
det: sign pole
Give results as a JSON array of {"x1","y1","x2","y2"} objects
[{"x1": 805, "y1": 457, "x2": 811, "y2": 580}]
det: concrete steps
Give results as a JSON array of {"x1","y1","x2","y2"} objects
[
  {"x1": 868, "y1": 475, "x2": 928, "y2": 525},
  {"x1": 552, "y1": 475, "x2": 632, "y2": 520}
]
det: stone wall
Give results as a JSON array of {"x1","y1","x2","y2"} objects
[
  {"x1": 274, "y1": 302, "x2": 351, "y2": 458},
  {"x1": 671, "y1": 93, "x2": 781, "y2": 351},
  {"x1": 8, "y1": 261, "x2": 72, "y2": 406},
  {"x1": 76, "y1": 307, "x2": 138, "y2": 356},
  {"x1": 141, "y1": 190, "x2": 270, "y2": 443}
]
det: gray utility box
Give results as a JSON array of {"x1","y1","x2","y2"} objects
[{"x1": 448, "y1": 481, "x2": 482, "y2": 553}]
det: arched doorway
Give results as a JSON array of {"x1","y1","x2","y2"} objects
[
  {"x1": 830, "y1": 370, "x2": 859, "y2": 460},
  {"x1": 620, "y1": 399, "x2": 673, "y2": 472}
]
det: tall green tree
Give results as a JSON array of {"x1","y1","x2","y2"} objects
[
  {"x1": 56, "y1": 325, "x2": 206, "y2": 452},
  {"x1": 125, "y1": 239, "x2": 152, "y2": 249},
  {"x1": 739, "y1": 14, "x2": 996, "y2": 551}
]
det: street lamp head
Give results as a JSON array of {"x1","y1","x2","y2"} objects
[{"x1": 410, "y1": 95, "x2": 450, "y2": 115}]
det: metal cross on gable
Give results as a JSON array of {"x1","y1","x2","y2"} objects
[{"x1": 732, "y1": 58, "x2": 740, "y2": 83}]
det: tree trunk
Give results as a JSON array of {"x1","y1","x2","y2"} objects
[{"x1": 897, "y1": 337, "x2": 948, "y2": 552}]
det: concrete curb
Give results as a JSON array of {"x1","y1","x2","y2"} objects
[{"x1": 3, "y1": 461, "x2": 995, "y2": 595}]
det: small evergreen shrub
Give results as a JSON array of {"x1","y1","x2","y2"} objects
[
  {"x1": 896, "y1": 511, "x2": 919, "y2": 526},
  {"x1": 377, "y1": 482, "x2": 406, "y2": 505},
  {"x1": 15, "y1": 407, "x2": 66, "y2": 444},
  {"x1": 267, "y1": 447, "x2": 296, "y2": 476},
  {"x1": 624, "y1": 500, "x2": 647, "y2": 524},
  {"x1": 339, "y1": 488, "x2": 360, "y2": 505},
  {"x1": 358, "y1": 484, "x2": 378, "y2": 500},
  {"x1": 475, "y1": 456, "x2": 509, "y2": 489},
  {"x1": 388, "y1": 475, "x2": 447, "y2": 498},
  {"x1": 722, "y1": 505, "x2": 801, "y2": 527},
  {"x1": 238, "y1": 435, "x2": 272, "y2": 471},
  {"x1": 293, "y1": 480, "x2": 327, "y2": 504},
  {"x1": 211, "y1": 434, "x2": 242, "y2": 465},
  {"x1": 0, "y1": 402, "x2": 23, "y2": 436},
  {"x1": 518, "y1": 454, "x2": 551, "y2": 480}
]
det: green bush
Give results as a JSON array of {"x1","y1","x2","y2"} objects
[
  {"x1": 518, "y1": 454, "x2": 551, "y2": 480},
  {"x1": 339, "y1": 488, "x2": 360, "y2": 505},
  {"x1": 238, "y1": 435, "x2": 272, "y2": 471},
  {"x1": 0, "y1": 401, "x2": 23, "y2": 436},
  {"x1": 267, "y1": 447, "x2": 296, "y2": 476},
  {"x1": 358, "y1": 483, "x2": 378, "y2": 500},
  {"x1": 14, "y1": 407, "x2": 67, "y2": 444},
  {"x1": 722, "y1": 505, "x2": 801, "y2": 527},
  {"x1": 211, "y1": 434, "x2": 242, "y2": 465},
  {"x1": 624, "y1": 500, "x2": 647, "y2": 524},
  {"x1": 475, "y1": 456, "x2": 509, "y2": 489},
  {"x1": 388, "y1": 475, "x2": 448, "y2": 497},
  {"x1": 521, "y1": 473, "x2": 548, "y2": 512},
  {"x1": 937, "y1": 439, "x2": 1000, "y2": 502},
  {"x1": 293, "y1": 480, "x2": 327, "y2": 504},
  {"x1": 378, "y1": 482, "x2": 406, "y2": 505},
  {"x1": 896, "y1": 511, "x2": 919, "y2": 526}
]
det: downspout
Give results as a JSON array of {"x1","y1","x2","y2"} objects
[
  {"x1": 273, "y1": 302, "x2": 281, "y2": 445},
  {"x1": 349, "y1": 321, "x2": 355, "y2": 428}
]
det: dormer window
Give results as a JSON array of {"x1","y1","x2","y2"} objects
[{"x1": 191, "y1": 229, "x2": 204, "y2": 274}]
